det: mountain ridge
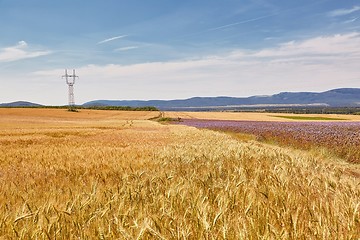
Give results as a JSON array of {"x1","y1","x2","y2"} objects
[
  {"x1": 0, "y1": 101, "x2": 43, "y2": 107},
  {"x1": 1, "y1": 88, "x2": 359, "y2": 110},
  {"x1": 83, "y1": 88, "x2": 360, "y2": 110}
]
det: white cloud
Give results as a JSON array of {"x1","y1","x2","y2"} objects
[
  {"x1": 114, "y1": 46, "x2": 139, "y2": 51},
  {"x1": 252, "y1": 32, "x2": 360, "y2": 58},
  {"x1": 18, "y1": 41, "x2": 27, "y2": 47},
  {"x1": 0, "y1": 41, "x2": 51, "y2": 62},
  {"x1": 97, "y1": 35, "x2": 127, "y2": 44},
  {"x1": 328, "y1": 6, "x2": 360, "y2": 17},
  {"x1": 32, "y1": 32, "x2": 360, "y2": 103}
]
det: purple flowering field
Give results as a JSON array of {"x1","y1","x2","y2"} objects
[{"x1": 177, "y1": 119, "x2": 360, "y2": 163}]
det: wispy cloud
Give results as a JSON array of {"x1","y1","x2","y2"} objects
[
  {"x1": 114, "y1": 46, "x2": 139, "y2": 52},
  {"x1": 97, "y1": 35, "x2": 128, "y2": 44},
  {"x1": 264, "y1": 37, "x2": 280, "y2": 41},
  {"x1": 208, "y1": 13, "x2": 279, "y2": 31},
  {"x1": 181, "y1": 13, "x2": 280, "y2": 39},
  {"x1": 0, "y1": 41, "x2": 51, "y2": 62},
  {"x1": 343, "y1": 17, "x2": 359, "y2": 24},
  {"x1": 328, "y1": 6, "x2": 360, "y2": 17}
]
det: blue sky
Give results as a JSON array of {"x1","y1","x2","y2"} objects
[{"x1": 1, "y1": 0, "x2": 360, "y2": 105}]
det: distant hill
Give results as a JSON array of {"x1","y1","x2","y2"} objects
[
  {"x1": 83, "y1": 88, "x2": 360, "y2": 110},
  {"x1": 2, "y1": 88, "x2": 359, "y2": 110},
  {"x1": 0, "y1": 101, "x2": 43, "y2": 107}
]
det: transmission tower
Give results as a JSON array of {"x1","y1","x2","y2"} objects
[{"x1": 62, "y1": 69, "x2": 79, "y2": 111}]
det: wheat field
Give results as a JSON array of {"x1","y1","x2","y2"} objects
[{"x1": 0, "y1": 109, "x2": 359, "y2": 239}]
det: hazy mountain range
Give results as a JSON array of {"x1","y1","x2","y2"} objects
[
  {"x1": 1, "y1": 88, "x2": 360, "y2": 110},
  {"x1": 0, "y1": 101, "x2": 43, "y2": 107},
  {"x1": 83, "y1": 88, "x2": 360, "y2": 110}
]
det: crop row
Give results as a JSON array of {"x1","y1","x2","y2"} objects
[{"x1": 178, "y1": 119, "x2": 360, "y2": 163}]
